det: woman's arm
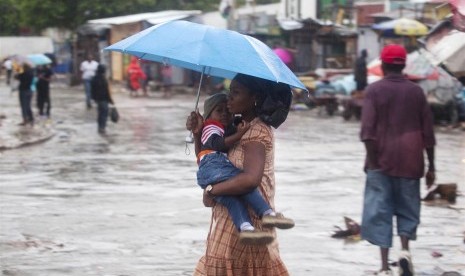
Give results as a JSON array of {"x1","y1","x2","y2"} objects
[{"x1": 205, "y1": 141, "x2": 265, "y2": 197}]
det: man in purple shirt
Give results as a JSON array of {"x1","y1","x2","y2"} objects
[{"x1": 360, "y1": 44, "x2": 436, "y2": 276}]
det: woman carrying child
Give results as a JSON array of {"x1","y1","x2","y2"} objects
[{"x1": 187, "y1": 73, "x2": 294, "y2": 276}]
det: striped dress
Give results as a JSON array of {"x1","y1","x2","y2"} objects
[{"x1": 194, "y1": 117, "x2": 289, "y2": 276}]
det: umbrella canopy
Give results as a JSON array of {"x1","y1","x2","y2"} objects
[
  {"x1": 105, "y1": 20, "x2": 306, "y2": 91},
  {"x1": 10, "y1": 54, "x2": 52, "y2": 66},
  {"x1": 27, "y1": 54, "x2": 52, "y2": 65},
  {"x1": 10, "y1": 54, "x2": 31, "y2": 66},
  {"x1": 372, "y1": 18, "x2": 428, "y2": 36}
]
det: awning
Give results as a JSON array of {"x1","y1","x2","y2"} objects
[
  {"x1": 76, "y1": 23, "x2": 111, "y2": 36},
  {"x1": 277, "y1": 18, "x2": 304, "y2": 30},
  {"x1": 88, "y1": 10, "x2": 201, "y2": 25}
]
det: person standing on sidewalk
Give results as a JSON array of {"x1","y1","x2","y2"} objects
[
  {"x1": 15, "y1": 63, "x2": 34, "y2": 126},
  {"x1": 3, "y1": 58, "x2": 13, "y2": 86},
  {"x1": 36, "y1": 64, "x2": 54, "y2": 118},
  {"x1": 80, "y1": 53, "x2": 99, "y2": 109},
  {"x1": 360, "y1": 44, "x2": 436, "y2": 276},
  {"x1": 91, "y1": 64, "x2": 113, "y2": 134}
]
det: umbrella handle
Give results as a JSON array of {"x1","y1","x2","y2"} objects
[
  {"x1": 185, "y1": 132, "x2": 194, "y2": 143},
  {"x1": 185, "y1": 67, "x2": 205, "y2": 144}
]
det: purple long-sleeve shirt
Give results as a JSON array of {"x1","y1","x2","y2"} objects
[{"x1": 360, "y1": 74, "x2": 436, "y2": 179}]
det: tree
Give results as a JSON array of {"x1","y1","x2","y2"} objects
[
  {"x1": 0, "y1": 0, "x2": 20, "y2": 35},
  {"x1": 0, "y1": 0, "x2": 279, "y2": 35},
  {"x1": 16, "y1": 0, "x2": 159, "y2": 33}
]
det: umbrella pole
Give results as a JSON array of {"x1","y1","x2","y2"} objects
[
  {"x1": 193, "y1": 67, "x2": 205, "y2": 112},
  {"x1": 185, "y1": 67, "x2": 206, "y2": 143}
]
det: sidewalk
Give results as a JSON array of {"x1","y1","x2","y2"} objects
[{"x1": 0, "y1": 84, "x2": 55, "y2": 150}]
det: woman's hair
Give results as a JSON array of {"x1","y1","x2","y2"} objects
[
  {"x1": 22, "y1": 63, "x2": 31, "y2": 71},
  {"x1": 233, "y1": 73, "x2": 266, "y2": 102},
  {"x1": 233, "y1": 73, "x2": 292, "y2": 128},
  {"x1": 96, "y1": 64, "x2": 106, "y2": 75}
]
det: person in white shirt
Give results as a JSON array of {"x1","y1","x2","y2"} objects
[
  {"x1": 3, "y1": 58, "x2": 13, "y2": 85},
  {"x1": 80, "y1": 54, "x2": 99, "y2": 109}
]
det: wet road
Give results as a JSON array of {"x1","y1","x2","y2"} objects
[{"x1": 0, "y1": 84, "x2": 464, "y2": 276}]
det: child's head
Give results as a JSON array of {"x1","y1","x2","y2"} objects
[{"x1": 203, "y1": 92, "x2": 231, "y2": 126}]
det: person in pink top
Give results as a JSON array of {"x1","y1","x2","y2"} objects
[{"x1": 360, "y1": 44, "x2": 436, "y2": 276}]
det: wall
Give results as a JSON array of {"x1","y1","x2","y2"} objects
[
  {"x1": 281, "y1": 0, "x2": 317, "y2": 20},
  {"x1": 109, "y1": 23, "x2": 142, "y2": 81},
  {"x1": 357, "y1": 27, "x2": 380, "y2": 62}
]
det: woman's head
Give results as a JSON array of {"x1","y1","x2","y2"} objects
[
  {"x1": 228, "y1": 73, "x2": 292, "y2": 128},
  {"x1": 96, "y1": 64, "x2": 106, "y2": 75},
  {"x1": 22, "y1": 63, "x2": 31, "y2": 71},
  {"x1": 203, "y1": 92, "x2": 231, "y2": 126},
  {"x1": 227, "y1": 75, "x2": 258, "y2": 117}
]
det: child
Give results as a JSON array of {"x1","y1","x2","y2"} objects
[{"x1": 197, "y1": 93, "x2": 294, "y2": 245}]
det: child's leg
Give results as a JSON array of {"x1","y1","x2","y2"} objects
[
  {"x1": 241, "y1": 188, "x2": 295, "y2": 230},
  {"x1": 240, "y1": 188, "x2": 273, "y2": 217},
  {"x1": 214, "y1": 195, "x2": 253, "y2": 231}
]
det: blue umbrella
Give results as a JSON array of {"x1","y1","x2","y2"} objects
[
  {"x1": 27, "y1": 54, "x2": 52, "y2": 66},
  {"x1": 105, "y1": 20, "x2": 305, "y2": 90},
  {"x1": 105, "y1": 20, "x2": 306, "y2": 142}
]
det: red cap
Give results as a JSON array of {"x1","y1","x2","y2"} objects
[{"x1": 380, "y1": 44, "x2": 407, "y2": 65}]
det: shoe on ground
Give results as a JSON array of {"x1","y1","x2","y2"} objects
[
  {"x1": 398, "y1": 250, "x2": 414, "y2": 276},
  {"x1": 377, "y1": 270, "x2": 393, "y2": 276},
  {"x1": 262, "y1": 213, "x2": 295, "y2": 229},
  {"x1": 238, "y1": 230, "x2": 274, "y2": 245}
]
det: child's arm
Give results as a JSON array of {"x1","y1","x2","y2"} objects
[
  {"x1": 223, "y1": 121, "x2": 250, "y2": 148},
  {"x1": 186, "y1": 110, "x2": 204, "y2": 156}
]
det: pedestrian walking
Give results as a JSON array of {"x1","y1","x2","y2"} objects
[
  {"x1": 186, "y1": 73, "x2": 293, "y2": 275},
  {"x1": 196, "y1": 93, "x2": 294, "y2": 245},
  {"x1": 360, "y1": 44, "x2": 436, "y2": 276},
  {"x1": 354, "y1": 49, "x2": 368, "y2": 92},
  {"x1": 91, "y1": 64, "x2": 113, "y2": 134},
  {"x1": 126, "y1": 57, "x2": 146, "y2": 97},
  {"x1": 36, "y1": 64, "x2": 54, "y2": 118},
  {"x1": 80, "y1": 53, "x2": 99, "y2": 109},
  {"x1": 3, "y1": 57, "x2": 13, "y2": 86},
  {"x1": 15, "y1": 63, "x2": 34, "y2": 126}
]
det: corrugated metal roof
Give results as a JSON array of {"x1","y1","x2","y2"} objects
[{"x1": 88, "y1": 10, "x2": 201, "y2": 25}]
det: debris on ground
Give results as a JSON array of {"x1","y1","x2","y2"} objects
[{"x1": 331, "y1": 216, "x2": 361, "y2": 240}]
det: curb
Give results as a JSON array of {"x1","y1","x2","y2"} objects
[
  {"x1": 0, "y1": 131, "x2": 55, "y2": 151},
  {"x1": 0, "y1": 118, "x2": 55, "y2": 151}
]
